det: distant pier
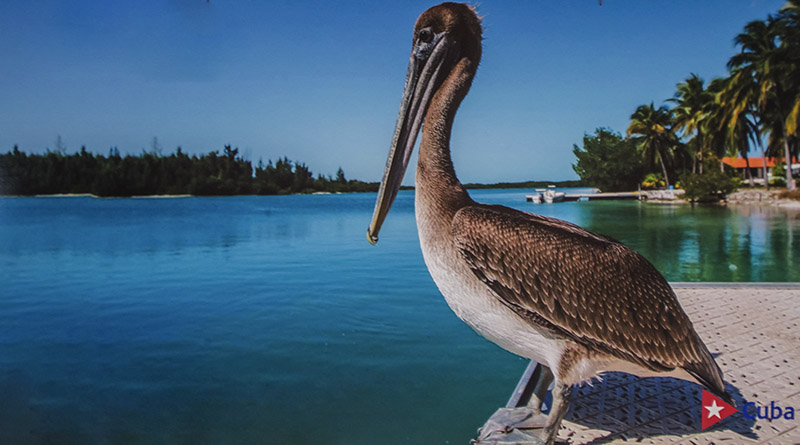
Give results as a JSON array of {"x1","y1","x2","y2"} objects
[
  {"x1": 526, "y1": 192, "x2": 640, "y2": 202},
  {"x1": 563, "y1": 192, "x2": 640, "y2": 201},
  {"x1": 526, "y1": 190, "x2": 684, "y2": 203}
]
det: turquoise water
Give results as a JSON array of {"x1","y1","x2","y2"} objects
[{"x1": 1, "y1": 190, "x2": 798, "y2": 444}]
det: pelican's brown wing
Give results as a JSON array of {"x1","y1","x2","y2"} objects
[{"x1": 452, "y1": 204, "x2": 728, "y2": 399}]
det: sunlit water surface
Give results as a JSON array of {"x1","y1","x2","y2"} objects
[{"x1": 1, "y1": 190, "x2": 798, "y2": 444}]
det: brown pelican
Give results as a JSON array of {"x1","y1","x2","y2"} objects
[{"x1": 367, "y1": 3, "x2": 731, "y2": 444}]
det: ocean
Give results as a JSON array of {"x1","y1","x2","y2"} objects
[{"x1": 1, "y1": 190, "x2": 798, "y2": 444}]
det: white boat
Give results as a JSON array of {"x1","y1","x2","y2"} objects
[
  {"x1": 525, "y1": 188, "x2": 546, "y2": 203},
  {"x1": 543, "y1": 185, "x2": 565, "y2": 203},
  {"x1": 526, "y1": 186, "x2": 565, "y2": 204}
]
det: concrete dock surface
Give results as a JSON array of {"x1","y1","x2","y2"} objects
[{"x1": 475, "y1": 283, "x2": 800, "y2": 444}]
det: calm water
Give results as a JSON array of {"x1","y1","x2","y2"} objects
[{"x1": 1, "y1": 190, "x2": 799, "y2": 444}]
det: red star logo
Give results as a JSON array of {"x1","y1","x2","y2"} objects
[{"x1": 701, "y1": 389, "x2": 737, "y2": 430}]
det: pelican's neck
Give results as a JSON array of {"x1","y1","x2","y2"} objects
[{"x1": 416, "y1": 57, "x2": 477, "y2": 214}]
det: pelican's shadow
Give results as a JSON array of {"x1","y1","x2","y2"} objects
[{"x1": 558, "y1": 372, "x2": 755, "y2": 443}]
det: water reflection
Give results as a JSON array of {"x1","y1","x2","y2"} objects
[
  {"x1": 576, "y1": 202, "x2": 800, "y2": 282},
  {"x1": 467, "y1": 191, "x2": 800, "y2": 282}
]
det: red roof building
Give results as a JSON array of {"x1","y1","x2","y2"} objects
[
  {"x1": 721, "y1": 157, "x2": 779, "y2": 169},
  {"x1": 722, "y1": 156, "x2": 799, "y2": 183}
]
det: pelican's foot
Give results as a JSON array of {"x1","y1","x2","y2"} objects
[{"x1": 475, "y1": 407, "x2": 550, "y2": 444}]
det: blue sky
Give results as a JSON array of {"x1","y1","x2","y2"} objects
[{"x1": 0, "y1": 0, "x2": 787, "y2": 183}]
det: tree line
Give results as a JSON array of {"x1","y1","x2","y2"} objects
[
  {"x1": 0, "y1": 144, "x2": 379, "y2": 197},
  {"x1": 574, "y1": 0, "x2": 799, "y2": 194}
]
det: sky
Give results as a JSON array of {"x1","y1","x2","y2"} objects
[{"x1": 0, "y1": 0, "x2": 788, "y2": 183}]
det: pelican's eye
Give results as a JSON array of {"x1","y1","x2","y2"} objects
[
  {"x1": 418, "y1": 28, "x2": 433, "y2": 43},
  {"x1": 414, "y1": 28, "x2": 443, "y2": 60}
]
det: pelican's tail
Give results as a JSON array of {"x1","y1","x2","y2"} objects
[{"x1": 683, "y1": 342, "x2": 734, "y2": 407}]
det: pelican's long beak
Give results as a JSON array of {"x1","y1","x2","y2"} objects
[{"x1": 367, "y1": 32, "x2": 452, "y2": 245}]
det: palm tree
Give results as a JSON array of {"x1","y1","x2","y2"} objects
[
  {"x1": 718, "y1": 69, "x2": 766, "y2": 187},
  {"x1": 670, "y1": 74, "x2": 713, "y2": 174},
  {"x1": 778, "y1": 1, "x2": 800, "y2": 187},
  {"x1": 702, "y1": 78, "x2": 734, "y2": 172},
  {"x1": 729, "y1": 101, "x2": 761, "y2": 187},
  {"x1": 780, "y1": 1, "x2": 800, "y2": 140},
  {"x1": 627, "y1": 103, "x2": 679, "y2": 188},
  {"x1": 729, "y1": 15, "x2": 798, "y2": 190}
]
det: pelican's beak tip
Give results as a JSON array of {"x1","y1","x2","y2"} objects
[{"x1": 367, "y1": 229, "x2": 379, "y2": 246}]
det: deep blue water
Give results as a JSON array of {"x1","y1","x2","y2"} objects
[{"x1": 1, "y1": 190, "x2": 798, "y2": 444}]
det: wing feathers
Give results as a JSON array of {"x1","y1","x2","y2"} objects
[{"x1": 451, "y1": 204, "x2": 721, "y2": 379}]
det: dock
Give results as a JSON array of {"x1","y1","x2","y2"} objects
[
  {"x1": 525, "y1": 192, "x2": 640, "y2": 202},
  {"x1": 474, "y1": 283, "x2": 800, "y2": 444},
  {"x1": 565, "y1": 192, "x2": 640, "y2": 202},
  {"x1": 525, "y1": 190, "x2": 684, "y2": 203}
]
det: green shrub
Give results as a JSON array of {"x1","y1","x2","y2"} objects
[
  {"x1": 572, "y1": 128, "x2": 644, "y2": 192},
  {"x1": 772, "y1": 162, "x2": 786, "y2": 178},
  {"x1": 680, "y1": 169, "x2": 740, "y2": 203},
  {"x1": 770, "y1": 177, "x2": 787, "y2": 187},
  {"x1": 641, "y1": 173, "x2": 665, "y2": 190},
  {"x1": 769, "y1": 163, "x2": 795, "y2": 187}
]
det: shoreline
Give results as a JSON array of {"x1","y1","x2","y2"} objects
[
  {"x1": 725, "y1": 189, "x2": 800, "y2": 209},
  {"x1": 2, "y1": 188, "x2": 798, "y2": 209},
  {"x1": 26, "y1": 193, "x2": 193, "y2": 199},
  {"x1": 1, "y1": 192, "x2": 358, "y2": 199},
  {"x1": 728, "y1": 199, "x2": 800, "y2": 209}
]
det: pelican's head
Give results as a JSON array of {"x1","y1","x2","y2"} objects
[{"x1": 367, "y1": 2, "x2": 482, "y2": 245}]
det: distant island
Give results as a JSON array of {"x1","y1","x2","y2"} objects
[
  {"x1": 0, "y1": 145, "x2": 379, "y2": 197},
  {"x1": 0, "y1": 145, "x2": 581, "y2": 197}
]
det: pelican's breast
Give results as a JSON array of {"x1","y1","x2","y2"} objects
[{"x1": 414, "y1": 197, "x2": 567, "y2": 373}]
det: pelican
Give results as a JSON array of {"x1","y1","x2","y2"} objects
[{"x1": 367, "y1": 3, "x2": 731, "y2": 444}]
